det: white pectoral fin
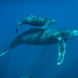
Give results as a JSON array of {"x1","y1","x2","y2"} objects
[
  {"x1": 41, "y1": 21, "x2": 50, "y2": 29},
  {"x1": 41, "y1": 25, "x2": 48, "y2": 29},
  {"x1": 0, "y1": 48, "x2": 10, "y2": 56},
  {"x1": 57, "y1": 37, "x2": 66, "y2": 65}
]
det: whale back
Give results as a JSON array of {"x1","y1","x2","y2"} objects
[
  {"x1": 25, "y1": 18, "x2": 48, "y2": 26},
  {"x1": 12, "y1": 28, "x2": 59, "y2": 47},
  {"x1": 10, "y1": 28, "x2": 76, "y2": 48}
]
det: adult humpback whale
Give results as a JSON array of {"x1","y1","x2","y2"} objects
[
  {"x1": 0, "y1": 28, "x2": 78, "y2": 65},
  {"x1": 16, "y1": 15, "x2": 56, "y2": 33}
]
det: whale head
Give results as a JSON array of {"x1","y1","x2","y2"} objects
[
  {"x1": 67, "y1": 30, "x2": 78, "y2": 40},
  {"x1": 59, "y1": 30, "x2": 78, "y2": 41},
  {"x1": 72, "y1": 30, "x2": 78, "y2": 36},
  {"x1": 68, "y1": 30, "x2": 78, "y2": 39}
]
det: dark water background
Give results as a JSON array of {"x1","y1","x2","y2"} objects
[{"x1": 0, "y1": 0, "x2": 78, "y2": 78}]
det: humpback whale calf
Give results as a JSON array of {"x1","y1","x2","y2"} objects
[
  {"x1": 0, "y1": 28, "x2": 78, "y2": 65},
  {"x1": 16, "y1": 15, "x2": 56, "y2": 33}
]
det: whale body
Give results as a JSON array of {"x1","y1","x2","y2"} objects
[
  {"x1": 16, "y1": 15, "x2": 56, "y2": 33},
  {"x1": 0, "y1": 28, "x2": 78, "y2": 65}
]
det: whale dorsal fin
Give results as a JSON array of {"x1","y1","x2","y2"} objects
[{"x1": 57, "y1": 37, "x2": 66, "y2": 65}]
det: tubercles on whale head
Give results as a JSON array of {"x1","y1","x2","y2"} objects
[{"x1": 66, "y1": 30, "x2": 78, "y2": 40}]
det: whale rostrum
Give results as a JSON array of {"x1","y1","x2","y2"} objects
[{"x1": 0, "y1": 28, "x2": 78, "y2": 65}]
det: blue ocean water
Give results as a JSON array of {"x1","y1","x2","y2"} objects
[{"x1": 0, "y1": 0, "x2": 78, "y2": 78}]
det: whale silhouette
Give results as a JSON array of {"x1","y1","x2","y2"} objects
[
  {"x1": 0, "y1": 28, "x2": 78, "y2": 65},
  {"x1": 16, "y1": 15, "x2": 56, "y2": 33}
]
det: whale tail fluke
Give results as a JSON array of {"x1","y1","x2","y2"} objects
[
  {"x1": 16, "y1": 21, "x2": 22, "y2": 33},
  {"x1": 16, "y1": 20, "x2": 25, "y2": 33},
  {"x1": 0, "y1": 48, "x2": 10, "y2": 56},
  {"x1": 16, "y1": 23, "x2": 20, "y2": 33}
]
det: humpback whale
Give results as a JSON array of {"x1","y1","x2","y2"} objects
[
  {"x1": 0, "y1": 28, "x2": 78, "y2": 65},
  {"x1": 16, "y1": 15, "x2": 56, "y2": 33}
]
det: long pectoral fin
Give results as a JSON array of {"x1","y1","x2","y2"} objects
[
  {"x1": 57, "y1": 37, "x2": 66, "y2": 65},
  {"x1": 41, "y1": 25, "x2": 49, "y2": 29},
  {"x1": 0, "y1": 48, "x2": 10, "y2": 56},
  {"x1": 41, "y1": 20, "x2": 51, "y2": 29}
]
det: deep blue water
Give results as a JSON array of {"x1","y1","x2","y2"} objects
[{"x1": 0, "y1": 0, "x2": 78, "y2": 78}]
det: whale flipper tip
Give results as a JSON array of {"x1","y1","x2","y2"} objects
[{"x1": 0, "y1": 48, "x2": 10, "y2": 56}]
